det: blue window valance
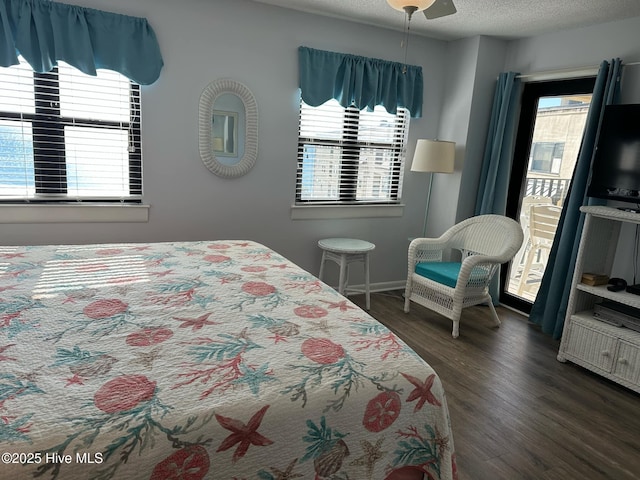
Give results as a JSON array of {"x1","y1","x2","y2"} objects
[
  {"x1": 298, "y1": 46, "x2": 423, "y2": 118},
  {"x1": 0, "y1": 0, "x2": 163, "y2": 85}
]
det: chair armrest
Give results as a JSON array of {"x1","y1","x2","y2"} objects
[
  {"x1": 409, "y1": 237, "x2": 448, "y2": 252},
  {"x1": 455, "y1": 254, "x2": 502, "y2": 289},
  {"x1": 408, "y1": 222, "x2": 461, "y2": 266},
  {"x1": 408, "y1": 238, "x2": 448, "y2": 266}
]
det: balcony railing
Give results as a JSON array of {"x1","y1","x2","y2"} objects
[{"x1": 525, "y1": 177, "x2": 570, "y2": 205}]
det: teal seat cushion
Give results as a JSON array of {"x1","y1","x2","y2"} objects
[{"x1": 415, "y1": 262, "x2": 461, "y2": 288}]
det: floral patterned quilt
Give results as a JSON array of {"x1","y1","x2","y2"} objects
[{"x1": 0, "y1": 240, "x2": 456, "y2": 480}]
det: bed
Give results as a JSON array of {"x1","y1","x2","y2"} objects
[{"x1": 0, "y1": 240, "x2": 456, "y2": 479}]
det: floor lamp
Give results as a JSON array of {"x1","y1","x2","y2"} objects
[{"x1": 411, "y1": 139, "x2": 456, "y2": 237}]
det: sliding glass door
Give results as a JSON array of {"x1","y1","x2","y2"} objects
[{"x1": 500, "y1": 78, "x2": 595, "y2": 313}]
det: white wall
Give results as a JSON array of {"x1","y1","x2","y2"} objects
[
  {"x1": 427, "y1": 36, "x2": 482, "y2": 238},
  {"x1": 1, "y1": 0, "x2": 450, "y2": 288},
  {"x1": 503, "y1": 15, "x2": 640, "y2": 106},
  {"x1": 503, "y1": 16, "x2": 640, "y2": 81},
  {"x1": 431, "y1": 35, "x2": 509, "y2": 237}
]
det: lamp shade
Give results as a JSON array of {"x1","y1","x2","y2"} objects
[
  {"x1": 386, "y1": 0, "x2": 437, "y2": 12},
  {"x1": 411, "y1": 139, "x2": 455, "y2": 173}
]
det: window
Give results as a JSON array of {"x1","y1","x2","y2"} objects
[
  {"x1": 0, "y1": 58, "x2": 141, "y2": 202},
  {"x1": 295, "y1": 99, "x2": 409, "y2": 204},
  {"x1": 530, "y1": 142, "x2": 564, "y2": 174}
]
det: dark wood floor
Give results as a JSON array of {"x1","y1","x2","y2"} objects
[{"x1": 349, "y1": 291, "x2": 640, "y2": 480}]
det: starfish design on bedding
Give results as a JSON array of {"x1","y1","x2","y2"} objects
[
  {"x1": 269, "y1": 458, "x2": 303, "y2": 479},
  {"x1": 268, "y1": 333, "x2": 288, "y2": 344},
  {"x1": 216, "y1": 405, "x2": 274, "y2": 463},
  {"x1": 322, "y1": 300, "x2": 356, "y2": 311},
  {"x1": 173, "y1": 313, "x2": 218, "y2": 331},
  {"x1": 65, "y1": 373, "x2": 84, "y2": 386},
  {"x1": 402, "y1": 372, "x2": 441, "y2": 412},
  {"x1": 350, "y1": 438, "x2": 386, "y2": 479},
  {"x1": 232, "y1": 363, "x2": 276, "y2": 396}
]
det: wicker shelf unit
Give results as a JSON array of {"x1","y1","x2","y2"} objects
[{"x1": 558, "y1": 206, "x2": 640, "y2": 393}]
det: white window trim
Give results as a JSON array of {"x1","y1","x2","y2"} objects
[
  {"x1": 0, "y1": 203, "x2": 149, "y2": 223},
  {"x1": 290, "y1": 203, "x2": 404, "y2": 220}
]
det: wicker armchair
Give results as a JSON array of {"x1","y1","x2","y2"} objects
[{"x1": 404, "y1": 214, "x2": 524, "y2": 338}]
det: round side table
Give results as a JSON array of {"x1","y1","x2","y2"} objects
[{"x1": 318, "y1": 238, "x2": 375, "y2": 310}]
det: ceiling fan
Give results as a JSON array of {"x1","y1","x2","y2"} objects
[
  {"x1": 386, "y1": 0, "x2": 457, "y2": 69},
  {"x1": 387, "y1": 0, "x2": 457, "y2": 20}
]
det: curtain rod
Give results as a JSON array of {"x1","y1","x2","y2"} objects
[{"x1": 515, "y1": 60, "x2": 640, "y2": 82}]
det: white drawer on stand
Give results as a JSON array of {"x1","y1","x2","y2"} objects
[
  {"x1": 612, "y1": 340, "x2": 640, "y2": 385},
  {"x1": 565, "y1": 317, "x2": 617, "y2": 372}
]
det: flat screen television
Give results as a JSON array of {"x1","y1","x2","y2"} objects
[
  {"x1": 587, "y1": 104, "x2": 640, "y2": 207},
  {"x1": 587, "y1": 104, "x2": 640, "y2": 206}
]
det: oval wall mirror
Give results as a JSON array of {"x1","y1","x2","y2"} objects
[{"x1": 199, "y1": 78, "x2": 258, "y2": 178}]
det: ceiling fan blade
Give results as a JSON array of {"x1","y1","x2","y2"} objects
[{"x1": 423, "y1": 0, "x2": 457, "y2": 19}]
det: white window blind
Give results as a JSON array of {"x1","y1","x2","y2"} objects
[
  {"x1": 0, "y1": 57, "x2": 141, "y2": 202},
  {"x1": 296, "y1": 99, "x2": 409, "y2": 204}
]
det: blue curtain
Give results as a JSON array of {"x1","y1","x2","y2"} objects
[
  {"x1": 475, "y1": 72, "x2": 522, "y2": 216},
  {"x1": 0, "y1": 0, "x2": 163, "y2": 85},
  {"x1": 298, "y1": 46, "x2": 423, "y2": 118},
  {"x1": 530, "y1": 59, "x2": 622, "y2": 339},
  {"x1": 474, "y1": 71, "x2": 522, "y2": 302}
]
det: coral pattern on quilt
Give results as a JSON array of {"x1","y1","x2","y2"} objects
[{"x1": 0, "y1": 241, "x2": 456, "y2": 479}]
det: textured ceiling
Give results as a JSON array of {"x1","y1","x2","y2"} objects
[{"x1": 249, "y1": 0, "x2": 640, "y2": 41}]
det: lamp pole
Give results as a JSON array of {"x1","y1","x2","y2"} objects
[{"x1": 422, "y1": 172, "x2": 435, "y2": 237}]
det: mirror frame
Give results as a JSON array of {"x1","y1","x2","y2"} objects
[{"x1": 199, "y1": 78, "x2": 258, "y2": 178}]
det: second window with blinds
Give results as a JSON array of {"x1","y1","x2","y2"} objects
[
  {"x1": 0, "y1": 57, "x2": 141, "y2": 203},
  {"x1": 295, "y1": 99, "x2": 409, "y2": 205}
]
